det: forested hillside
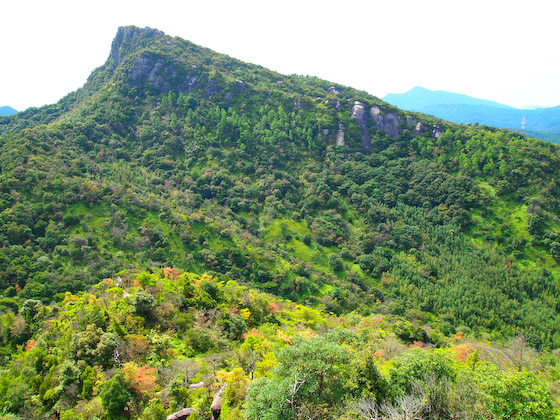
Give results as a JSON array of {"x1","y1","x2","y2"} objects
[{"x1": 2, "y1": 26, "x2": 560, "y2": 419}]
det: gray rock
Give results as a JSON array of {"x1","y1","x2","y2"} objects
[
  {"x1": 370, "y1": 106, "x2": 383, "y2": 126},
  {"x1": 130, "y1": 53, "x2": 176, "y2": 93},
  {"x1": 205, "y1": 79, "x2": 221, "y2": 99},
  {"x1": 384, "y1": 113, "x2": 402, "y2": 138},
  {"x1": 166, "y1": 408, "x2": 195, "y2": 420},
  {"x1": 433, "y1": 124, "x2": 442, "y2": 139},
  {"x1": 336, "y1": 123, "x2": 346, "y2": 146},
  {"x1": 188, "y1": 381, "x2": 205, "y2": 389},
  {"x1": 414, "y1": 122, "x2": 423, "y2": 135},
  {"x1": 110, "y1": 26, "x2": 164, "y2": 65},
  {"x1": 369, "y1": 106, "x2": 402, "y2": 138},
  {"x1": 328, "y1": 86, "x2": 340, "y2": 94},
  {"x1": 351, "y1": 101, "x2": 368, "y2": 125},
  {"x1": 211, "y1": 383, "x2": 227, "y2": 420},
  {"x1": 224, "y1": 91, "x2": 233, "y2": 102},
  {"x1": 321, "y1": 129, "x2": 330, "y2": 143},
  {"x1": 351, "y1": 101, "x2": 372, "y2": 149},
  {"x1": 406, "y1": 115, "x2": 416, "y2": 128},
  {"x1": 235, "y1": 80, "x2": 246, "y2": 92}
]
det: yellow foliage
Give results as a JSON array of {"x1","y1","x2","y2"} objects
[
  {"x1": 240, "y1": 308, "x2": 251, "y2": 320},
  {"x1": 62, "y1": 292, "x2": 78, "y2": 304}
]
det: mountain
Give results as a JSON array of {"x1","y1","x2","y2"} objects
[
  {"x1": 384, "y1": 86, "x2": 515, "y2": 110},
  {"x1": 0, "y1": 106, "x2": 17, "y2": 116},
  {"x1": 1, "y1": 26, "x2": 560, "y2": 419},
  {"x1": 383, "y1": 87, "x2": 560, "y2": 141},
  {"x1": 1, "y1": 24, "x2": 560, "y2": 342}
]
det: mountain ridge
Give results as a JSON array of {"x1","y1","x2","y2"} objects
[
  {"x1": 0, "y1": 106, "x2": 17, "y2": 116},
  {"x1": 384, "y1": 86, "x2": 515, "y2": 110},
  {"x1": 383, "y1": 86, "x2": 560, "y2": 140}
]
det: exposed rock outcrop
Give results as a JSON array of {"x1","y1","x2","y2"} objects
[
  {"x1": 110, "y1": 26, "x2": 164, "y2": 66},
  {"x1": 321, "y1": 129, "x2": 330, "y2": 143},
  {"x1": 210, "y1": 383, "x2": 227, "y2": 420},
  {"x1": 433, "y1": 124, "x2": 442, "y2": 139},
  {"x1": 129, "y1": 53, "x2": 177, "y2": 92},
  {"x1": 336, "y1": 123, "x2": 346, "y2": 146},
  {"x1": 351, "y1": 101, "x2": 372, "y2": 149},
  {"x1": 406, "y1": 115, "x2": 425, "y2": 135},
  {"x1": 328, "y1": 86, "x2": 340, "y2": 95},
  {"x1": 166, "y1": 408, "x2": 195, "y2": 420},
  {"x1": 370, "y1": 106, "x2": 402, "y2": 138},
  {"x1": 188, "y1": 381, "x2": 205, "y2": 390}
]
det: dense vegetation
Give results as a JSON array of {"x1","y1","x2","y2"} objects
[
  {"x1": 1, "y1": 270, "x2": 559, "y2": 419},
  {"x1": 1, "y1": 26, "x2": 560, "y2": 419}
]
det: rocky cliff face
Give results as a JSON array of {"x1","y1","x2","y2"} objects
[
  {"x1": 336, "y1": 123, "x2": 346, "y2": 146},
  {"x1": 351, "y1": 101, "x2": 372, "y2": 149},
  {"x1": 108, "y1": 26, "x2": 442, "y2": 150},
  {"x1": 370, "y1": 106, "x2": 403, "y2": 139},
  {"x1": 110, "y1": 26, "x2": 164, "y2": 66}
]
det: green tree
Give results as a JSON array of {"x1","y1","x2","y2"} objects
[
  {"x1": 475, "y1": 364, "x2": 554, "y2": 420},
  {"x1": 245, "y1": 332, "x2": 357, "y2": 420},
  {"x1": 100, "y1": 372, "x2": 132, "y2": 420}
]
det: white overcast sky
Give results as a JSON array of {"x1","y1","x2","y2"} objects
[{"x1": 1, "y1": 0, "x2": 559, "y2": 111}]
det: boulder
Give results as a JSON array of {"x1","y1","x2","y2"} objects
[
  {"x1": 210, "y1": 383, "x2": 227, "y2": 420},
  {"x1": 166, "y1": 408, "x2": 195, "y2": 420},
  {"x1": 188, "y1": 381, "x2": 205, "y2": 390}
]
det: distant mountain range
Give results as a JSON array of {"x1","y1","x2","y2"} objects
[
  {"x1": 0, "y1": 106, "x2": 17, "y2": 116},
  {"x1": 383, "y1": 87, "x2": 560, "y2": 142}
]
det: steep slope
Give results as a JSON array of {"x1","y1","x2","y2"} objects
[
  {"x1": 384, "y1": 87, "x2": 560, "y2": 140},
  {"x1": 1, "y1": 26, "x2": 560, "y2": 348}
]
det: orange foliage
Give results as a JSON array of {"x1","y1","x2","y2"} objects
[
  {"x1": 267, "y1": 302, "x2": 280, "y2": 313},
  {"x1": 409, "y1": 341, "x2": 425, "y2": 348},
  {"x1": 452, "y1": 331, "x2": 465, "y2": 341},
  {"x1": 452, "y1": 343, "x2": 472, "y2": 362},
  {"x1": 163, "y1": 267, "x2": 178, "y2": 281},
  {"x1": 248, "y1": 328, "x2": 261, "y2": 338},
  {"x1": 374, "y1": 349, "x2": 385, "y2": 358},
  {"x1": 122, "y1": 362, "x2": 157, "y2": 397},
  {"x1": 103, "y1": 278, "x2": 113, "y2": 285},
  {"x1": 25, "y1": 339, "x2": 36, "y2": 351}
]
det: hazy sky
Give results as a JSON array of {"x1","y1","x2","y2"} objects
[{"x1": 2, "y1": 0, "x2": 559, "y2": 111}]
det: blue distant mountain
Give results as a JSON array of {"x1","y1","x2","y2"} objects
[
  {"x1": 383, "y1": 87, "x2": 560, "y2": 141},
  {"x1": 0, "y1": 106, "x2": 18, "y2": 116}
]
